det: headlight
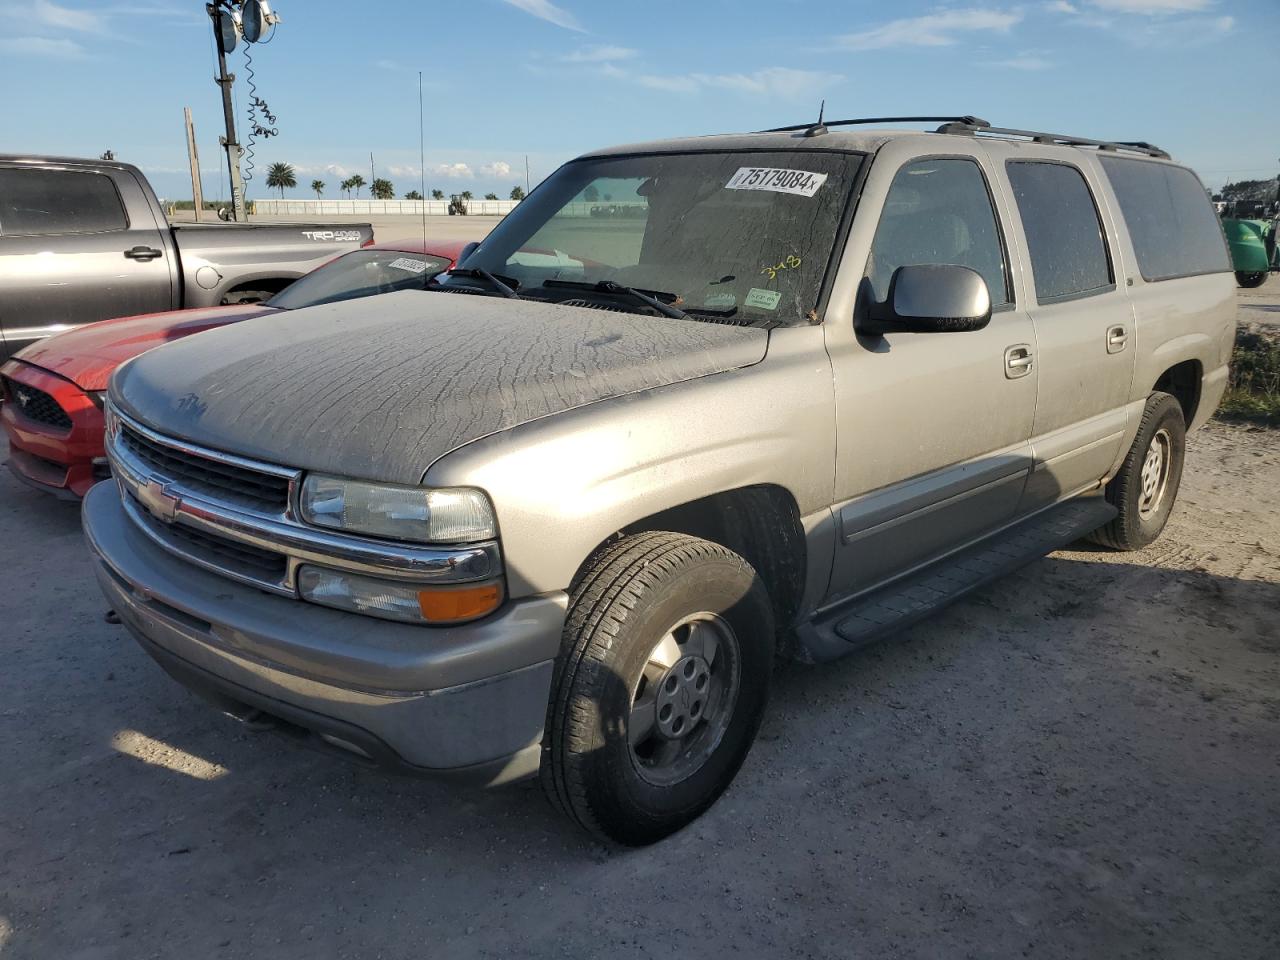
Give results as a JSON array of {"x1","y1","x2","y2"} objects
[
  {"x1": 299, "y1": 474, "x2": 497, "y2": 543},
  {"x1": 297, "y1": 565, "x2": 503, "y2": 624}
]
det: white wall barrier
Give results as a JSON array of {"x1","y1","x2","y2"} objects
[
  {"x1": 248, "y1": 199, "x2": 650, "y2": 219},
  {"x1": 250, "y1": 199, "x2": 520, "y2": 216}
]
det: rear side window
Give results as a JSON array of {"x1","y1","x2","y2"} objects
[
  {"x1": 1006, "y1": 161, "x2": 1113, "y2": 302},
  {"x1": 1099, "y1": 157, "x2": 1230, "y2": 281},
  {"x1": 865, "y1": 158, "x2": 1010, "y2": 307},
  {"x1": 0, "y1": 167, "x2": 128, "y2": 236}
]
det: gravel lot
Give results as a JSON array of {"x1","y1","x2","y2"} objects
[{"x1": 1, "y1": 285, "x2": 1277, "y2": 959}]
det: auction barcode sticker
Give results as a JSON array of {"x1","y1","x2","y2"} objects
[
  {"x1": 725, "y1": 167, "x2": 828, "y2": 197},
  {"x1": 387, "y1": 257, "x2": 428, "y2": 274}
]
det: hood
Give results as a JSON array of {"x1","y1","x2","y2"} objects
[
  {"x1": 18, "y1": 303, "x2": 276, "y2": 392},
  {"x1": 112, "y1": 290, "x2": 768, "y2": 485}
]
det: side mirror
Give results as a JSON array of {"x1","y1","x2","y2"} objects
[
  {"x1": 864, "y1": 264, "x2": 992, "y2": 335},
  {"x1": 457, "y1": 241, "x2": 480, "y2": 267}
]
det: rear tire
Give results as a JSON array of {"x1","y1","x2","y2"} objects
[
  {"x1": 1236, "y1": 271, "x2": 1268, "y2": 288},
  {"x1": 541, "y1": 532, "x2": 774, "y2": 846},
  {"x1": 1089, "y1": 391, "x2": 1185, "y2": 551}
]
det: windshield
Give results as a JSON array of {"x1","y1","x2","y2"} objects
[
  {"x1": 268, "y1": 249, "x2": 452, "y2": 310},
  {"x1": 452, "y1": 150, "x2": 861, "y2": 324}
]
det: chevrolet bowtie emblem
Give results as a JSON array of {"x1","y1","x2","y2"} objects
[{"x1": 138, "y1": 477, "x2": 180, "y2": 523}]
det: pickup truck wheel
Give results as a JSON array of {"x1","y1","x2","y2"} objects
[
  {"x1": 1089, "y1": 391, "x2": 1185, "y2": 551},
  {"x1": 1236, "y1": 271, "x2": 1268, "y2": 288},
  {"x1": 541, "y1": 532, "x2": 774, "y2": 846}
]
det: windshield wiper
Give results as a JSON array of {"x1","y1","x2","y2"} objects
[
  {"x1": 445, "y1": 267, "x2": 521, "y2": 299},
  {"x1": 543, "y1": 279, "x2": 687, "y2": 320}
]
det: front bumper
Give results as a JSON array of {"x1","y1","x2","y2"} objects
[
  {"x1": 83, "y1": 481, "x2": 568, "y2": 783},
  {"x1": 1, "y1": 359, "x2": 106, "y2": 498}
]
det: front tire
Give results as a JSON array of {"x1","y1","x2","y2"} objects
[
  {"x1": 1090, "y1": 391, "x2": 1186, "y2": 551},
  {"x1": 1236, "y1": 271, "x2": 1268, "y2": 288},
  {"x1": 541, "y1": 532, "x2": 774, "y2": 846}
]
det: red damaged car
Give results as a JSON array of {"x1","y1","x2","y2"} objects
[{"x1": 1, "y1": 240, "x2": 465, "y2": 497}]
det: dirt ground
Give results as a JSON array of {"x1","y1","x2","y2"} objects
[{"x1": 1, "y1": 293, "x2": 1278, "y2": 959}]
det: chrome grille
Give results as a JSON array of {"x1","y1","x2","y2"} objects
[
  {"x1": 119, "y1": 421, "x2": 291, "y2": 513},
  {"x1": 3, "y1": 377, "x2": 72, "y2": 430},
  {"x1": 106, "y1": 403, "x2": 502, "y2": 599}
]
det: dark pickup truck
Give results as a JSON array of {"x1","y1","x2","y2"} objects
[{"x1": 0, "y1": 154, "x2": 373, "y2": 358}]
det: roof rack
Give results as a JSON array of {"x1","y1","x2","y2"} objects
[
  {"x1": 759, "y1": 114, "x2": 1170, "y2": 159},
  {"x1": 762, "y1": 115, "x2": 990, "y2": 138},
  {"x1": 935, "y1": 119, "x2": 1170, "y2": 159}
]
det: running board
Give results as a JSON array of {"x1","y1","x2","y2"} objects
[{"x1": 798, "y1": 497, "x2": 1117, "y2": 663}]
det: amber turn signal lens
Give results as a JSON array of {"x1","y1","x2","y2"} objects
[{"x1": 417, "y1": 583, "x2": 502, "y2": 623}]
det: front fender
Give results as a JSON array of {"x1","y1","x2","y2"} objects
[{"x1": 423, "y1": 325, "x2": 836, "y2": 598}]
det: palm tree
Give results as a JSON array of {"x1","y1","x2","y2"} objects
[
  {"x1": 339, "y1": 177, "x2": 352, "y2": 199},
  {"x1": 371, "y1": 178, "x2": 395, "y2": 200},
  {"x1": 431, "y1": 189, "x2": 444, "y2": 200},
  {"x1": 510, "y1": 186, "x2": 526, "y2": 201},
  {"x1": 311, "y1": 179, "x2": 325, "y2": 199},
  {"x1": 460, "y1": 190, "x2": 473, "y2": 200},
  {"x1": 483, "y1": 192, "x2": 498, "y2": 200},
  {"x1": 348, "y1": 173, "x2": 366, "y2": 198},
  {"x1": 265, "y1": 162, "x2": 297, "y2": 199},
  {"x1": 404, "y1": 190, "x2": 423, "y2": 200}
]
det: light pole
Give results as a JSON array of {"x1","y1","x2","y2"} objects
[{"x1": 208, "y1": 1, "x2": 246, "y2": 221}]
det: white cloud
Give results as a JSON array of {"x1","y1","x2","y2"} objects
[
  {"x1": 30, "y1": 0, "x2": 104, "y2": 33},
  {"x1": 502, "y1": 0, "x2": 584, "y2": 32},
  {"x1": 1087, "y1": 0, "x2": 1211, "y2": 12},
  {"x1": 836, "y1": 8, "x2": 1021, "y2": 50},
  {"x1": 561, "y1": 44, "x2": 637, "y2": 62},
  {"x1": 388, "y1": 164, "x2": 419, "y2": 178},
  {"x1": 0, "y1": 35, "x2": 85, "y2": 57},
  {"x1": 987, "y1": 53, "x2": 1052, "y2": 69},
  {"x1": 434, "y1": 162, "x2": 474, "y2": 179},
  {"x1": 1044, "y1": 1, "x2": 1079, "y2": 11},
  {"x1": 479, "y1": 161, "x2": 512, "y2": 178},
  {"x1": 634, "y1": 67, "x2": 841, "y2": 100}
]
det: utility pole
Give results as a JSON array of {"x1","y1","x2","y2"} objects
[
  {"x1": 184, "y1": 107, "x2": 204, "y2": 221},
  {"x1": 208, "y1": 2, "x2": 246, "y2": 221}
]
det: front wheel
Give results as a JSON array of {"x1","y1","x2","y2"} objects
[
  {"x1": 1236, "y1": 271, "x2": 1268, "y2": 288},
  {"x1": 1089, "y1": 392, "x2": 1186, "y2": 551},
  {"x1": 541, "y1": 532, "x2": 774, "y2": 846}
]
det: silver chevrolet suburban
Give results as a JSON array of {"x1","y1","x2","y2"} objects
[{"x1": 82, "y1": 117, "x2": 1235, "y2": 845}]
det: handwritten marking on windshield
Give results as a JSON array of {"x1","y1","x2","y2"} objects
[{"x1": 761, "y1": 255, "x2": 802, "y2": 281}]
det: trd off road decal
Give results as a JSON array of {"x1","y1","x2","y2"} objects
[{"x1": 725, "y1": 167, "x2": 828, "y2": 198}]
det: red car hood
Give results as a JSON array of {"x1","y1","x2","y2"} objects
[{"x1": 14, "y1": 303, "x2": 278, "y2": 392}]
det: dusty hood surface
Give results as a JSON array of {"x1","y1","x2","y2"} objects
[
  {"x1": 112, "y1": 290, "x2": 768, "y2": 485},
  {"x1": 17, "y1": 303, "x2": 277, "y2": 392}
]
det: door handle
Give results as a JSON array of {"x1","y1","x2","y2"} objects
[
  {"x1": 1004, "y1": 344, "x2": 1034, "y2": 379},
  {"x1": 1106, "y1": 325, "x2": 1128, "y2": 354},
  {"x1": 123, "y1": 246, "x2": 162, "y2": 262}
]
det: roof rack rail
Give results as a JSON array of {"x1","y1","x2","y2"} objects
[
  {"x1": 935, "y1": 120, "x2": 1170, "y2": 159},
  {"x1": 762, "y1": 115, "x2": 991, "y2": 138}
]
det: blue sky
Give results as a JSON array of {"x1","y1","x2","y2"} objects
[{"x1": 1, "y1": 0, "x2": 1277, "y2": 202}]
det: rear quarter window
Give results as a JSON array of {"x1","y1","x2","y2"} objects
[
  {"x1": 0, "y1": 167, "x2": 128, "y2": 236},
  {"x1": 1098, "y1": 156, "x2": 1230, "y2": 282},
  {"x1": 1006, "y1": 161, "x2": 1113, "y2": 302}
]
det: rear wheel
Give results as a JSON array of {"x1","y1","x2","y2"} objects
[
  {"x1": 1236, "y1": 271, "x2": 1268, "y2": 288},
  {"x1": 1089, "y1": 391, "x2": 1185, "y2": 550},
  {"x1": 541, "y1": 532, "x2": 774, "y2": 846}
]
